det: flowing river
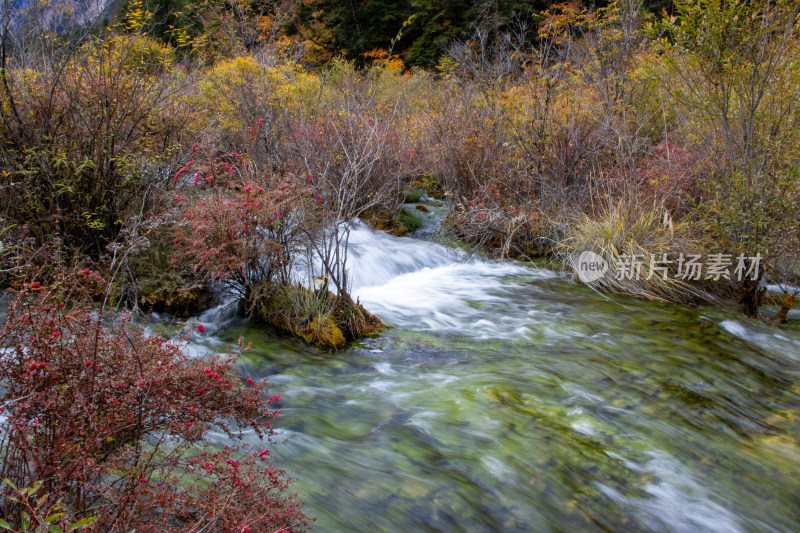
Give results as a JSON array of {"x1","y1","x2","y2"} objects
[{"x1": 190, "y1": 213, "x2": 800, "y2": 532}]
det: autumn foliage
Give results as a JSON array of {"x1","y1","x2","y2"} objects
[
  {"x1": 0, "y1": 273, "x2": 309, "y2": 532},
  {"x1": 171, "y1": 149, "x2": 312, "y2": 301}
]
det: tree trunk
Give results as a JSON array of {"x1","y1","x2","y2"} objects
[
  {"x1": 738, "y1": 278, "x2": 765, "y2": 318},
  {"x1": 775, "y1": 292, "x2": 795, "y2": 323}
]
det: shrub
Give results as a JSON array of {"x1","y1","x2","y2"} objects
[
  {"x1": 444, "y1": 201, "x2": 550, "y2": 259},
  {"x1": 283, "y1": 67, "x2": 415, "y2": 220},
  {"x1": 171, "y1": 146, "x2": 383, "y2": 349},
  {"x1": 171, "y1": 160, "x2": 308, "y2": 303},
  {"x1": 657, "y1": 0, "x2": 800, "y2": 314},
  {"x1": 197, "y1": 57, "x2": 318, "y2": 133},
  {"x1": 0, "y1": 33, "x2": 186, "y2": 257},
  {"x1": 193, "y1": 56, "x2": 319, "y2": 170},
  {"x1": 0, "y1": 273, "x2": 308, "y2": 532},
  {"x1": 421, "y1": 84, "x2": 517, "y2": 204},
  {"x1": 0, "y1": 479, "x2": 98, "y2": 532}
]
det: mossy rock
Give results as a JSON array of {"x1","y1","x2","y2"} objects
[
  {"x1": 127, "y1": 230, "x2": 213, "y2": 316},
  {"x1": 401, "y1": 188, "x2": 425, "y2": 203},
  {"x1": 362, "y1": 207, "x2": 407, "y2": 236},
  {"x1": 300, "y1": 316, "x2": 347, "y2": 349},
  {"x1": 397, "y1": 206, "x2": 423, "y2": 233},
  {"x1": 411, "y1": 175, "x2": 445, "y2": 199},
  {"x1": 332, "y1": 294, "x2": 385, "y2": 340},
  {"x1": 111, "y1": 267, "x2": 213, "y2": 317},
  {"x1": 363, "y1": 205, "x2": 426, "y2": 237},
  {"x1": 139, "y1": 278, "x2": 213, "y2": 316},
  {"x1": 249, "y1": 284, "x2": 384, "y2": 350}
]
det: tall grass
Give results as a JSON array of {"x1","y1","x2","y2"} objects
[{"x1": 557, "y1": 199, "x2": 718, "y2": 304}]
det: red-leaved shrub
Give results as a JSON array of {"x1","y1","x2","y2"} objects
[{"x1": 0, "y1": 271, "x2": 309, "y2": 532}]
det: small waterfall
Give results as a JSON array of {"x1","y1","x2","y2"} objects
[
  {"x1": 345, "y1": 221, "x2": 561, "y2": 338},
  {"x1": 344, "y1": 220, "x2": 464, "y2": 290}
]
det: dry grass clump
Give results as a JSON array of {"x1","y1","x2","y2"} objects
[{"x1": 557, "y1": 199, "x2": 718, "y2": 304}]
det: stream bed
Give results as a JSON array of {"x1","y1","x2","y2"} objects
[{"x1": 195, "y1": 221, "x2": 800, "y2": 532}]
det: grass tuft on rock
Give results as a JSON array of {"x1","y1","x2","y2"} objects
[{"x1": 249, "y1": 284, "x2": 384, "y2": 350}]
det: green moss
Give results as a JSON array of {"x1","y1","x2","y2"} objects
[
  {"x1": 362, "y1": 207, "x2": 407, "y2": 236},
  {"x1": 300, "y1": 316, "x2": 347, "y2": 349},
  {"x1": 402, "y1": 188, "x2": 425, "y2": 203},
  {"x1": 398, "y1": 206, "x2": 423, "y2": 233},
  {"x1": 411, "y1": 175, "x2": 445, "y2": 199}
]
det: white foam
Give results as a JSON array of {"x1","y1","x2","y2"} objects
[
  {"x1": 721, "y1": 319, "x2": 800, "y2": 359},
  {"x1": 599, "y1": 451, "x2": 744, "y2": 533},
  {"x1": 481, "y1": 455, "x2": 514, "y2": 479}
]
